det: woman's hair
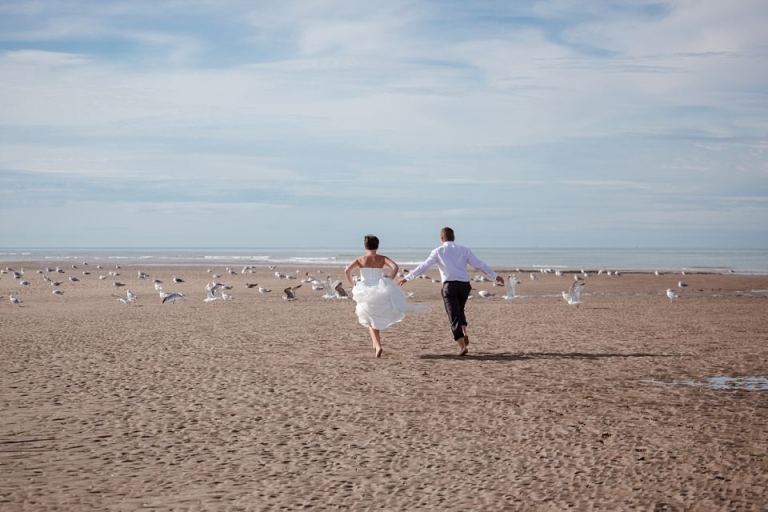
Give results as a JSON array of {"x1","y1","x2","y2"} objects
[
  {"x1": 441, "y1": 227, "x2": 455, "y2": 241},
  {"x1": 364, "y1": 234, "x2": 380, "y2": 250}
]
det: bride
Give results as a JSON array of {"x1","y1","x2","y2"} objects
[{"x1": 344, "y1": 235, "x2": 428, "y2": 358}]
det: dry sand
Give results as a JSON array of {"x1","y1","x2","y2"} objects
[{"x1": 1, "y1": 262, "x2": 767, "y2": 510}]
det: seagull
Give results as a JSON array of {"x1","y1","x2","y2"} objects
[
  {"x1": 68, "y1": 276, "x2": 79, "y2": 282},
  {"x1": 274, "y1": 271, "x2": 286, "y2": 279},
  {"x1": 562, "y1": 281, "x2": 585, "y2": 307},
  {"x1": 172, "y1": 277, "x2": 184, "y2": 283},
  {"x1": 504, "y1": 275, "x2": 521, "y2": 299},
  {"x1": 19, "y1": 280, "x2": 30, "y2": 286},
  {"x1": 321, "y1": 278, "x2": 338, "y2": 299},
  {"x1": 154, "y1": 282, "x2": 164, "y2": 291},
  {"x1": 666, "y1": 289, "x2": 678, "y2": 302},
  {"x1": 654, "y1": 270, "x2": 662, "y2": 276},
  {"x1": 205, "y1": 282, "x2": 224, "y2": 302},
  {"x1": 9, "y1": 295, "x2": 22, "y2": 306},
  {"x1": 258, "y1": 287, "x2": 271, "y2": 294},
  {"x1": 529, "y1": 273, "x2": 538, "y2": 281},
  {"x1": 221, "y1": 292, "x2": 233, "y2": 301},
  {"x1": 51, "y1": 281, "x2": 62, "y2": 286},
  {"x1": 113, "y1": 281, "x2": 126, "y2": 288},
  {"x1": 244, "y1": 283, "x2": 259, "y2": 289},
  {"x1": 137, "y1": 271, "x2": 148, "y2": 279},
  {"x1": 162, "y1": 292, "x2": 187, "y2": 304},
  {"x1": 678, "y1": 281, "x2": 688, "y2": 289},
  {"x1": 112, "y1": 289, "x2": 137, "y2": 305},
  {"x1": 334, "y1": 281, "x2": 349, "y2": 299},
  {"x1": 283, "y1": 284, "x2": 302, "y2": 301},
  {"x1": 478, "y1": 290, "x2": 495, "y2": 298},
  {"x1": 52, "y1": 289, "x2": 64, "y2": 295}
]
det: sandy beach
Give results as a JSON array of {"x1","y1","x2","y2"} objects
[{"x1": 1, "y1": 262, "x2": 767, "y2": 510}]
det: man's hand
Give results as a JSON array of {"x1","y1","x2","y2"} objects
[
  {"x1": 396, "y1": 278, "x2": 407, "y2": 286},
  {"x1": 495, "y1": 276, "x2": 504, "y2": 285}
]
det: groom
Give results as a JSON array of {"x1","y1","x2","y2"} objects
[{"x1": 397, "y1": 227, "x2": 503, "y2": 356}]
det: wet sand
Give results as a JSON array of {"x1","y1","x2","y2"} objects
[{"x1": 1, "y1": 263, "x2": 767, "y2": 510}]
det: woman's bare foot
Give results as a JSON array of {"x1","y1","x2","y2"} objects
[{"x1": 375, "y1": 347, "x2": 383, "y2": 358}]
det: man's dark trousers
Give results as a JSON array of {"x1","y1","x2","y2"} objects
[{"x1": 441, "y1": 281, "x2": 472, "y2": 341}]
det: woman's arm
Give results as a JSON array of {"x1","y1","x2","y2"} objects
[
  {"x1": 383, "y1": 256, "x2": 399, "y2": 279},
  {"x1": 344, "y1": 258, "x2": 360, "y2": 287}
]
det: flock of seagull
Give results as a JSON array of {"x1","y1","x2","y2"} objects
[
  {"x1": 0, "y1": 264, "x2": 357, "y2": 307},
  {"x1": 1, "y1": 263, "x2": 696, "y2": 308}
]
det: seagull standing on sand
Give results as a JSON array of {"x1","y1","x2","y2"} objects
[
  {"x1": 258, "y1": 287, "x2": 271, "y2": 294},
  {"x1": 478, "y1": 290, "x2": 495, "y2": 298},
  {"x1": 9, "y1": 295, "x2": 22, "y2": 306},
  {"x1": 666, "y1": 289, "x2": 679, "y2": 302},
  {"x1": 678, "y1": 281, "x2": 688, "y2": 289}
]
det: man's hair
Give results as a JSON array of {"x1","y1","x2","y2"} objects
[
  {"x1": 364, "y1": 234, "x2": 380, "y2": 250},
  {"x1": 441, "y1": 227, "x2": 455, "y2": 241}
]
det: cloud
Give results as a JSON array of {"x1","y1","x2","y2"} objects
[{"x1": 0, "y1": 1, "x2": 766, "y2": 248}]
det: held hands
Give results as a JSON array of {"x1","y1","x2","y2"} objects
[
  {"x1": 396, "y1": 278, "x2": 407, "y2": 287},
  {"x1": 495, "y1": 276, "x2": 504, "y2": 285}
]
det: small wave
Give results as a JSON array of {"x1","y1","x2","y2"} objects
[{"x1": 203, "y1": 255, "x2": 271, "y2": 261}]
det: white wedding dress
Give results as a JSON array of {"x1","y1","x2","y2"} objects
[{"x1": 352, "y1": 268, "x2": 428, "y2": 330}]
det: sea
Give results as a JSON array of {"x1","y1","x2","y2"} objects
[{"x1": 2, "y1": 248, "x2": 768, "y2": 275}]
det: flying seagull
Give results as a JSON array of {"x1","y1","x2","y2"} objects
[
  {"x1": 283, "y1": 284, "x2": 302, "y2": 301},
  {"x1": 162, "y1": 292, "x2": 187, "y2": 304},
  {"x1": 562, "y1": 281, "x2": 585, "y2": 307}
]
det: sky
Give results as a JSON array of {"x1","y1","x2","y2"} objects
[{"x1": 1, "y1": 0, "x2": 767, "y2": 249}]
